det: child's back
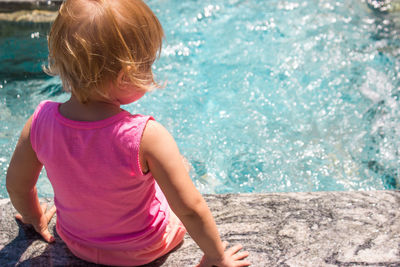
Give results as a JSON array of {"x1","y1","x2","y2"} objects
[{"x1": 31, "y1": 101, "x2": 168, "y2": 250}]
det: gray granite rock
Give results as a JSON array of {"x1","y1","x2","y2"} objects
[
  {"x1": 1, "y1": 191, "x2": 400, "y2": 266},
  {"x1": 367, "y1": 0, "x2": 400, "y2": 12},
  {"x1": 0, "y1": 0, "x2": 61, "y2": 13},
  {"x1": 0, "y1": 9, "x2": 56, "y2": 22}
]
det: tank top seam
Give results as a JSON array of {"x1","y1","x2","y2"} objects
[
  {"x1": 133, "y1": 116, "x2": 154, "y2": 176},
  {"x1": 52, "y1": 102, "x2": 132, "y2": 130}
]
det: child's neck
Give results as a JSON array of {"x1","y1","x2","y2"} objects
[{"x1": 59, "y1": 95, "x2": 123, "y2": 122}]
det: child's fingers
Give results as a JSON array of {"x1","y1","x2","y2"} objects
[
  {"x1": 45, "y1": 205, "x2": 57, "y2": 222},
  {"x1": 40, "y1": 202, "x2": 48, "y2": 212},
  {"x1": 39, "y1": 227, "x2": 55, "y2": 243},
  {"x1": 15, "y1": 213, "x2": 24, "y2": 222},
  {"x1": 227, "y1": 243, "x2": 244, "y2": 255},
  {"x1": 233, "y1": 250, "x2": 250, "y2": 261},
  {"x1": 236, "y1": 260, "x2": 251, "y2": 266}
]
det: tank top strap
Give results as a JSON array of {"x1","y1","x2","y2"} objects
[{"x1": 129, "y1": 114, "x2": 154, "y2": 176}]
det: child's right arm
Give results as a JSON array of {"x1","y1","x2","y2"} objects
[
  {"x1": 140, "y1": 120, "x2": 250, "y2": 267},
  {"x1": 6, "y1": 116, "x2": 56, "y2": 243}
]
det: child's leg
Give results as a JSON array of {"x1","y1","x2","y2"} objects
[
  {"x1": 65, "y1": 239, "x2": 100, "y2": 264},
  {"x1": 117, "y1": 210, "x2": 187, "y2": 265},
  {"x1": 98, "y1": 210, "x2": 186, "y2": 266},
  {"x1": 63, "y1": 210, "x2": 186, "y2": 266}
]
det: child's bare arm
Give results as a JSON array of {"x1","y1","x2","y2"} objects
[
  {"x1": 6, "y1": 116, "x2": 56, "y2": 243},
  {"x1": 141, "y1": 120, "x2": 250, "y2": 266}
]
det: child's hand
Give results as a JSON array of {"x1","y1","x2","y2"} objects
[
  {"x1": 15, "y1": 202, "x2": 57, "y2": 243},
  {"x1": 197, "y1": 241, "x2": 251, "y2": 267}
]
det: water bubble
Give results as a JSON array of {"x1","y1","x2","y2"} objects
[
  {"x1": 30, "y1": 32, "x2": 40, "y2": 39},
  {"x1": 278, "y1": 1, "x2": 300, "y2": 10},
  {"x1": 204, "y1": 6, "x2": 212, "y2": 17}
]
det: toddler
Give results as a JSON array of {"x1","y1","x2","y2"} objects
[{"x1": 6, "y1": 0, "x2": 250, "y2": 266}]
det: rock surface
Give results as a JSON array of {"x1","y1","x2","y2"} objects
[
  {"x1": 0, "y1": 0, "x2": 61, "y2": 13},
  {"x1": 1, "y1": 191, "x2": 400, "y2": 266},
  {"x1": 0, "y1": 9, "x2": 56, "y2": 22}
]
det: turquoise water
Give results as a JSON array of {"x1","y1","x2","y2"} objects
[{"x1": 1, "y1": 0, "x2": 400, "y2": 197}]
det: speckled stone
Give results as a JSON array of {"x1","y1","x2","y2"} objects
[
  {"x1": 366, "y1": 0, "x2": 400, "y2": 12},
  {"x1": 1, "y1": 191, "x2": 400, "y2": 266},
  {"x1": 0, "y1": 0, "x2": 61, "y2": 13},
  {"x1": 0, "y1": 9, "x2": 56, "y2": 22}
]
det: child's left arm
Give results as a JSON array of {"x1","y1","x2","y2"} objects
[{"x1": 6, "y1": 116, "x2": 56, "y2": 243}]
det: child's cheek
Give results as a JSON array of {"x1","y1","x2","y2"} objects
[{"x1": 118, "y1": 91, "x2": 146, "y2": 105}]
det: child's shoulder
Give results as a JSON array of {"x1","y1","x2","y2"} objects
[
  {"x1": 142, "y1": 119, "x2": 168, "y2": 138},
  {"x1": 33, "y1": 100, "x2": 58, "y2": 114},
  {"x1": 36, "y1": 100, "x2": 58, "y2": 108},
  {"x1": 141, "y1": 119, "x2": 178, "y2": 155},
  {"x1": 125, "y1": 113, "x2": 156, "y2": 130},
  {"x1": 32, "y1": 100, "x2": 59, "y2": 121}
]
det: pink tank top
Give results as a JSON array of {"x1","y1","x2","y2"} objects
[{"x1": 30, "y1": 100, "x2": 170, "y2": 250}]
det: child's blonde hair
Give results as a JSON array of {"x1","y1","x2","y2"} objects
[{"x1": 45, "y1": 0, "x2": 164, "y2": 103}]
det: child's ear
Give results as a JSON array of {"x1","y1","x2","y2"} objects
[
  {"x1": 116, "y1": 66, "x2": 132, "y2": 87},
  {"x1": 116, "y1": 69, "x2": 126, "y2": 87}
]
